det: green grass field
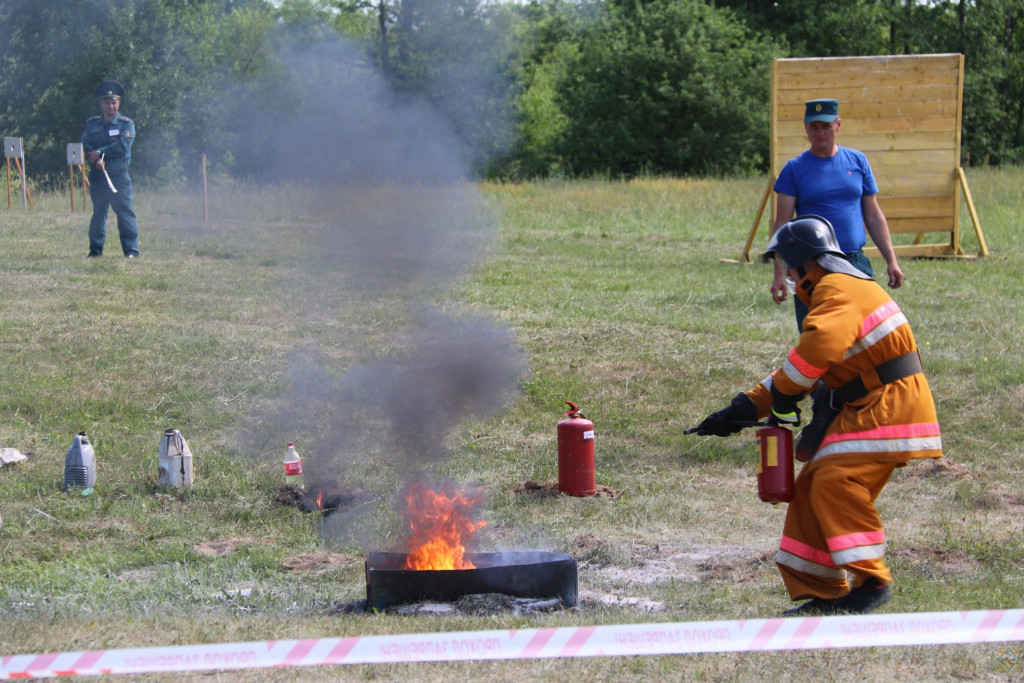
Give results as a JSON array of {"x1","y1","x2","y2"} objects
[{"x1": 1, "y1": 168, "x2": 1022, "y2": 681}]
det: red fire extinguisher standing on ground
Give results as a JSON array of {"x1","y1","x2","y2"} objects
[
  {"x1": 557, "y1": 401, "x2": 596, "y2": 497},
  {"x1": 755, "y1": 424, "x2": 794, "y2": 504}
]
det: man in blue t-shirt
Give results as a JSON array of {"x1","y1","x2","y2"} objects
[{"x1": 769, "y1": 99, "x2": 902, "y2": 330}]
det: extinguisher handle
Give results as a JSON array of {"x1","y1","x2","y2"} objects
[{"x1": 562, "y1": 400, "x2": 585, "y2": 419}]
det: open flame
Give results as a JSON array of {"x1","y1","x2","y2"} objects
[{"x1": 402, "y1": 482, "x2": 487, "y2": 570}]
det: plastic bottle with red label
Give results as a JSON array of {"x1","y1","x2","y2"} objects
[{"x1": 284, "y1": 442, "x2": 303, "y2": 488}]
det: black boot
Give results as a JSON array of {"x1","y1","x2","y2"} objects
[
  {"x1": 831, "y1": 579, "x2": 891, "y2": 614},
  {"x1": 782, "y1": 580, "x2": 891, "y2": 616}
]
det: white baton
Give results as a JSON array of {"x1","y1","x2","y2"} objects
[{"x1": 99, "y1": 153, "x2": 117, "y2": 194}]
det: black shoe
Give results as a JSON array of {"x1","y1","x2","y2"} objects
[
  {"x1": 87, "y1": 252, "x2": 101, "y2": 258},
  {"x1": 832, "y1": 580, "x2": 891, "y2": 614},
  {"x1": 782, "y1": 581, "x2": 891, "y2": 617},
  {"x1": 781, "y1": 597, "x2": 836, "y2": 616}
]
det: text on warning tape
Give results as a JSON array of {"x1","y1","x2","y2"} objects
[{"x1": 1, "y1": 608, "x2": 1022, "y2": 678}]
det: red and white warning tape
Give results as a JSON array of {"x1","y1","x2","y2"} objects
[{"x1": 2, "y1": 608, "x2": 1022, "y2": 678}]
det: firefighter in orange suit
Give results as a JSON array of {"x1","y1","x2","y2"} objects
[{"x1": 696, "y1": 215, "x2": 942, "y2": 615}]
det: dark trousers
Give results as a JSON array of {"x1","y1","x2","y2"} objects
[{"x1": 89, "y1": 170, "x2": 139, "y2": 256}]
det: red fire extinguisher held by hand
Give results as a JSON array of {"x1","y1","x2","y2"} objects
[
  {"x1": 686, "y1": 417, "x2": 795, "y2": 503},
  {"x1": 557, "y1": 401, "x2": 596, "y2": 497},
  {"x1": 755, "y1": 424, "x2": 794, "y2": 504}
]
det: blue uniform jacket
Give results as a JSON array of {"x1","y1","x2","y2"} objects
[{"x1": 82, "y1": 112, "x2": 135, "y2": 176}]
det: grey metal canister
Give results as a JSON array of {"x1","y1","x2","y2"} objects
[{"x1": 64, "y1": 431, "x2": 96, "y2": 490}]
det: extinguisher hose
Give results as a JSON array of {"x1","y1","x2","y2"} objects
[{"x1": 684, "y1": 419, "x2": 770, "y2": 435}]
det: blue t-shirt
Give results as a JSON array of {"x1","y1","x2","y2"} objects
[{"x1": 773, "y1": 146, "x2": 879, "y2": 253}]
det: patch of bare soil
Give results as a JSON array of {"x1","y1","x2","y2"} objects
[
  {"x1": 974, "y1": 488, "x2": 1024, "y2": 510},
  {"x1": 588, "y1": 543, "x2": 769, "y2": 585},
  {"x1": 908, "y1": 458, "x2": 972, "y2": 478},
  {"x1": 281, "y1": 552, "x2": 359, "y2": 573},
  {"x1": 192, "y1": 537, "x2": 258, "y2": 557},
  {"x1": 573, "y1": 538, "x2": 772, "y2": 613},
  {"x1": 891, "y1": 547, "x2": 982, "y2": 576},
  {"x1": 570, "y1": 533, "x2": 770, "y2": 580},
  {"x1": 578, "y1": 590, "x2": 667, "y2": 613},
  {"x1": 699, "y1": 549, "x2": 776, "y2": 582},
  {"x1": 512, "y1": 480, "x2": 620, "y2": 499}
]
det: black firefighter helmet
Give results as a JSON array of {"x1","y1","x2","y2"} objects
[{"x1": 763, "y1": 215, "x2": 870, "y2": 279}]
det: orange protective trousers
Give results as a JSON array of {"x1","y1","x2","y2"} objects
[{"x1": 776, "y1": 456, "x2": 898, "y2": 600}]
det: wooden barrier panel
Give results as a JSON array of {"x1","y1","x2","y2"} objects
[{"x1": 740, "y1": 53, "x2": 986, "y2": 262}]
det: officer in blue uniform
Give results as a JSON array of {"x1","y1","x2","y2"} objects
[{"x1": 82, "y1": 80, "x2": 140, "y2": 257}]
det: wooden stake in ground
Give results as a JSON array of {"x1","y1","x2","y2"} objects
[
  {"x1": 201, "y1": 153, "x2": 208, "y2": 221},
  {"x1": 14, "y1": 157, "x2": 33, "y2": 208}
]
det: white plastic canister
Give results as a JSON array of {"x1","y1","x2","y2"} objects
[{"x1": 158, "y1": 428, "x2": 194, "y2": 487}]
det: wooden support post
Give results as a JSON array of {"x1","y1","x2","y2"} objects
[
  {"x1": 737, "y1": 177, "x2": 773, "y2": 264},
  {"x1": 957, "y1": 166, "x2": 988, "y2": 257}
]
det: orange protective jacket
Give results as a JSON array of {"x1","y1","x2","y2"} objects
[{"x1": 746, "y1": 265, "x2": 942, "y2": 467}]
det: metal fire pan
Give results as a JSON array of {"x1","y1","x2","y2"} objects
[{"x1": 365, "y1": 551, "x2": 578, "y2": 610}]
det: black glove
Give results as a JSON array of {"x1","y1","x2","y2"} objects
[{"x1": 696, "y1": 393, "x2": 757, "y2": 436}]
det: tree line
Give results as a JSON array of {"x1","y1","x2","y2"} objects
[{"x1": 1, "y1": 0, "x2": 1021, "y2": 186}]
